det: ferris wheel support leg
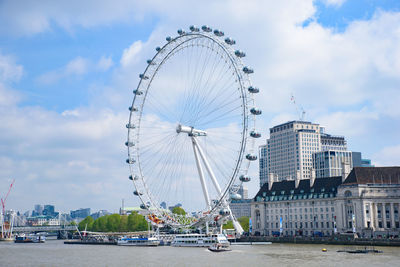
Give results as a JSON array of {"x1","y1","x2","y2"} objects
[
  {"x1": 191, "y1": 137, "x2": 211, "y2": 210},
  {"x1": 191, "y1": 137, "x2": 222, "y2": 195},
  {"x1": 192, "y1": 137, "x2": 244, "y2": 236}
]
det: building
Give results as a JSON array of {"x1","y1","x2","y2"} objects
[
  {"x1": 70, "y1": 208, "x2": 91, "y2": 219},
  {"x1": 313, "y1": 150, "x2": 353, "y2": 178},
  {"x1": 230, "y1": 199, "x2": 251, "y2": 218},
  {"x1": 251, "y1": 167, "x2": 400, "y2": 237},
  {"x1": 260, "y1": 121, "x2": 321, "y2": 186},
  {"x1": 91, "y1": 210, "x2": 110, "y2": 220},
  {"x1": 335, "y1": 167, "x2": 400, "y2": 238},
  {"x1": 320, "y1": 131, "x2": 347, "y2": 151},
  {"x1": 259, "y1": 144, "x2": 268, "y2": 187}
]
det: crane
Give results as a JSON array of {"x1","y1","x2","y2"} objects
[
  {"x1": 290, "y1": 94, "x2": 306, "y2": 121},
  {"x1": 1, "y1": 179, "x2": 15, "y2": 216}
]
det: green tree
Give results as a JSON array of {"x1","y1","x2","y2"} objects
[
  {"x1": 119, "y1": 215, "x2": 129, "y2": 232},
  {"x1": 78, "y1": 216, "x2": 94, "y2": 231},
  {"x1": 238, "y1": 216, "x2": 250, "y2": 232},
  {"x1": 223, "y1": 220, "x2": 234, "y2": 229},
  {"x1": 96, "y1": 215, "x2": 108, "y2": 232},
  {"x1": 127, "y1": 212, "x2": 148, "y2": 231},
  {"x1": 172, "y1": 206, "x2": 186, "y2": 216},
  {"x1": 106, "y1": 214, "x2": 121, "y2": 232}
]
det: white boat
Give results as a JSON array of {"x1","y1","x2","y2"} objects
[
  {"x1": 15, "y1": 234, "x2": 46, "y2": 243},
  {"x1": 208, "y1": 242, "x2": 231, "y2": 252},
  {"x1": 171, "y1": 233, "x2": 230, "y2": 247},
  {"x1": 117, "y1": 236, "x2": 160, "y2": 246}
]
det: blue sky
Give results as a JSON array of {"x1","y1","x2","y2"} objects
[{"x1": 0, "y1": 0, "x2": 399, "y2": 213}]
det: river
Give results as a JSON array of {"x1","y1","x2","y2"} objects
[{"x1": 1, "y1": 240, "x2": 400, "y2": 266}]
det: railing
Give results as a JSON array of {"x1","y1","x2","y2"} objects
[{"x1": 12, "y1": 225, "x2": 76, "y2": 232}]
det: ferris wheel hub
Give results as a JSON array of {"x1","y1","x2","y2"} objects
[{"x1": 176, "y1": 124, "x2": 207, "y2": 136}]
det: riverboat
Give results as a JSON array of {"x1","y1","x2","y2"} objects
[
  {"x1": 15, "y1": 234, "x2": 46, "y2": 243},
  {"x1": 208, "y1": 242, "x2": 231, "y2": 252},
  {"x1": 171, "y1": 233, "x2": 230, "y2": 247},
  {"x1": 117, "y1": 236, "x2": 160, "y2": 246}
]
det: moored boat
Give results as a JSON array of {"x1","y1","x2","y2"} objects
[
  {"x1": 14, "y1": 234, "x2": 46, "y2": 243},
  {"x1": 117, "y1": 236, "x2": 160, "y2": 246}
]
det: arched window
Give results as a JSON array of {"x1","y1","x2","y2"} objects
[{"x1": 344, "y1": 190, "x2": 352, "y2": 197}]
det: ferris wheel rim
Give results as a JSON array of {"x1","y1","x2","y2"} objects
[{"x1": 126, "y1": 26, "x2": 258, "y2": 228}]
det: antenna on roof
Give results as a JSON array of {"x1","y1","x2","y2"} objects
[{"x1": 290, "y1": 93, "x2": 306, "y2": 121}]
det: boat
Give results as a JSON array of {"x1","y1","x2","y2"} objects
[
  {"x1": 15, "y1": 234, "x2": 46, "y2": 243},
  {"x1": 337, "y1": 247, "x2": 383, "y2": 254},
  {"x1": 171, "y1": 233, "x2": 230, "y2": 247},
  {"x1": 117, "y1": 236, "x2": 160, "y2": 246},
  {"x1": 208, "y1": 242, "x2": 231, "y2": 252}
]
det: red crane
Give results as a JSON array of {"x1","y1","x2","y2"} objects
[{"x1": 1, "y1": 179, "x2": 15, "y2": 215}]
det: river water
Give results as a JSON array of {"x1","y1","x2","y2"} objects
[{"x1": 1, "y1": 240, "x2": 400, "y2": 267}]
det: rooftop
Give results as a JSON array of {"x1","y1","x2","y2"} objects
[{"x1": 343, "y1": 167, "x2": 400, "y2": 185}]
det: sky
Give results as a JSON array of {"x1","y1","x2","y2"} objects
[{"x1": 0, "y1": 0, "x2": 399, "y2": 214}]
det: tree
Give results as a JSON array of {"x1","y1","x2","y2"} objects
[
  {"x1": 238, "y1": 216, "x2": 250, "y2": 232},
  {"x1": 127, "y1": 212, "x2": 148, "y2": 231},
  {"x1": 119, "y1": 215, "x2": 129, "y2": 232},
  {"x1": 96, "y1": 215, "x2": 108, "y2": 232},
  {"x1": 78, "y1": 216, "x2": 94, "y2": 231},
  {"x1": 172, "y1": 206, "x2": 186, "y2": 216},
  {"x1": 106, "y1": 214, "x2": 121, "y2": 232},
  {"x1": 223, "y1": 220, "x2": 234, "y2": 229}
]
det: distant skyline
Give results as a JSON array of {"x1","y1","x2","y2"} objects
[{"x1": 0, "y1": 0, "x2": 399, "y2": 212}]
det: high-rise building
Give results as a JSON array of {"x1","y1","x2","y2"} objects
[
  {"x1": 43, "y1": 205, "x2": 55, "y2": 217},
  {"x1": 70, "y1": 208, "x2": 91, "y2": 219},
  {"x1": 260, "y1": 121, "x2": 321, "y2": 186},
  {"x1": 313, "y1": 150, "x2": 353, "y2": 178}
]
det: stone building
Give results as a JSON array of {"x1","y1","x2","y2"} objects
[{"x1": 251, "y1": 166, "x2": 400, "y2": 237}]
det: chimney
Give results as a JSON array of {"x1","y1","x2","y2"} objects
[
  {"x1": 342, "y1": 159, "x2": 351, "y2": 183},
  {"x1": 310, "y1": 168, "x2": 316, "y2": 187},
  {"x1": 268, "y1": 173, "x2": 275, "y2": 190},
  {"x1": 295, "y1": 170, "x2": 301, "y2": 188}
]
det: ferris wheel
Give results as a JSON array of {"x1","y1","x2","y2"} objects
[{"x1": 126, "y1": 25, "x2": 261, "y2": 233}]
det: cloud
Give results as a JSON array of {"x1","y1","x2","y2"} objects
[
  {"x1": 321, "y1": 0, "x2": 347, "y2": 7},
  {"x1": 373, "y1": 144, "x2": 400, "y2": 166},
  {"x1": 0, "y1": 53, "x2": 23, "y2": 83},
  {"x1": 120, "y1": 41, "x2": 143, "y2": 67},
  {"x1": 37, "y1": 55, "x2": 113, "y2": 85},
  {"x1": 1, "y1": 1, "x2": 400, "y2": 212}
]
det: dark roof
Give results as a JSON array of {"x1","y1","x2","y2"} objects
[
  {"x1": 254, "y1": 177, "x2": 342, "y2": 201},
  {"x1": 343, "y1": 167, "x2": 400, "y2": 185}
]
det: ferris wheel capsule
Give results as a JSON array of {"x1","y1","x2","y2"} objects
[
  {"x1": 250, "y1": 131, "x2": 261, "y2": 138},
  {"x1": 177, "y1": 29, "x2": 185, "y2": 35},
  {"x1": 133, "y1": 89, "x2": 143, "y2": 95},
  {"x1": 213, "y1": 29, "x2": 224, "y2": 37},
  {"x1": 125, "y1": 141, "x2": 135, "y2": 147},
  {"x1": 201, "y1": 25, "x2": 212, "y2": 32},
  {"x1": 126, "y1": 123, "x2": 135, "y2": 129},
  {"x1": 243, "y1": 66, "x2": 254, "y2": 74},
  {"x1": 189, "y1": 25, "x2": 199, "y2": 32},
  {"x1": 239, "y1": 174, "x2": 251, "y2": 182},
  {"x1": 129, "y1": 175, "x2": 139, "y2": 181},
  {"x1": 224, "y1": 37, "x2": 236, "y2": 45},
  {"x1": 246, "y1": 154, "x2": 257, "y2": 161},
  {"x1": 166, "y1": 36, "x2": 172, "y2": 42},
  {"x1": 235, "y1": 50, "x2": 246, "y2": 57},
  {"x1": 250, "y1": 107, "x2": 262, "y2": 115},
  {"x1": 230, "y1": 193, "x2": 242, "y2": 200},
  {"x1": 129, "y1": 106, "x2": 138, "y2": 112},
  {"x1": 139, "y1": 74, "x2": 149, "y2": 80},
  {"x1": 248, "y1": 86, "x2": 259, "y2": 93},
  {"x1": 126, "y1": 158, "x2": 136, "y2": 164},
  {"x1": 156, "y1": 47, "x2": 161, "y2": 52},
  {"x1": 133, "y1": 190, "x2": 143, "y2": 196},
  {"x1": 219, "y1": 209, "x2": 230, "y2": 216}
]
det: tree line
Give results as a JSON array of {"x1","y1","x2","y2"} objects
[{"x1": 78, "y1": 212, "x2": 148, "y2": 232}]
